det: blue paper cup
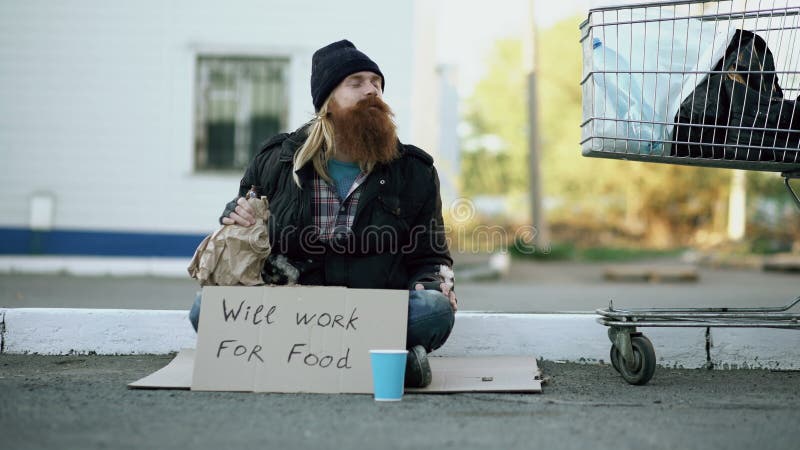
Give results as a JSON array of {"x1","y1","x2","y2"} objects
[{"x1": 369, "y1": 350, "x2": 408, "y2": 401}]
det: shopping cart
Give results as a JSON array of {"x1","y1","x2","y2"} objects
[{"x1": 580, "y1": 0, "x2": 800, "y2": 385}]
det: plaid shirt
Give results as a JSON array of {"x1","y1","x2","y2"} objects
[
  {"x1": 312, "y1": 171, "x2": 369, "y2": 241},
  {"x1": 310, "y1": 167, "x2": 455, "y2": 288}
]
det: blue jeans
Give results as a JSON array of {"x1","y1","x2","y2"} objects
[{"x1": 188, "y1": 288, "x2": 455, "y2": 353}]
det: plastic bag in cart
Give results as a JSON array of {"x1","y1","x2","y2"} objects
[
  {"x1": 590, "y1": 37, "x2": 657, "y2": 154},
  {"x1": 582, "y1": 8, "x2": 735, "y2": 156}
]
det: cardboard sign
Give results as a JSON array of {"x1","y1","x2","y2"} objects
[{"x1": 191, "y1": 286, "x2": 408, "y2": 393}]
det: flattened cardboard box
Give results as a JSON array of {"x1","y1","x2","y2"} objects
[
  {"x1": 130, "y1": 349, "x2": 543, "y2": 393},
  {"x1": 191, "y1": 286, "x2": 407, "y2": 394},
  {"x1": 130, "y1": 286, "x2": 543, "y2": 394}
]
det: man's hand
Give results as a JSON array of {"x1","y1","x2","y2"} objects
[
  {"x1": 415, "y1": 282, "x2": 457, "y2": 312},
  {"x1": 221, "y1": 197, "x2": 257, "y2": 226}
]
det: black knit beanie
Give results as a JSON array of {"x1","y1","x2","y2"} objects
[{"x1": 310, "y1": 40, "x2": 384, "y2": 111}]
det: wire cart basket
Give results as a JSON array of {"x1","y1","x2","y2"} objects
[{"x1": 580, "y1": 0, "x2": 800, "y2": 385}]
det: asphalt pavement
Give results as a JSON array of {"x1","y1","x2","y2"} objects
[
  {"x1": 2, "y1": 259, "x2": 799, "y2": 449},
  {"x1": 1, "y1": 353, "x2": 798, "y2": 450},
  {"x1": 2, "y1": 258, "x2": 798, "y2": 312}
]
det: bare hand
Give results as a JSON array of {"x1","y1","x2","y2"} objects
[
  {"x1": 415, "y1": 282, "x2": 458, "y2": 312},
  {"x1": 221, "y1": 197, "x2": 257, "y2": 227}
]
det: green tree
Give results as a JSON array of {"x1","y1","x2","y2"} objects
[{"x1": 461, "y1": 39, "x2": 528, "y2": 197}]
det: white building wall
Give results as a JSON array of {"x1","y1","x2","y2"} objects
[{"x1": 0, "y1": 0, "x2": 419, "y2": 236}]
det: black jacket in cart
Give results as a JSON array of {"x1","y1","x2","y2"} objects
[{"x1": 672, "y1": 29, "x2": 800, "y2": 163}]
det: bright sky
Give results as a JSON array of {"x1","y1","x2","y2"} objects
[
  {"x1": 435, "y1": 0, "x2": 596, "y2": 96},
  {"x1": 435, "y1": 0, "x2": 800, "y2": 96}
]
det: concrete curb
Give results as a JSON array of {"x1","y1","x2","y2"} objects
[
  {"x1": 0, "y1": 256, "x2": 190, "y2": 278},
  {"x1": 1, "y1": 308, "x2": 798, "y2": 369},
  {"x1": 1, "y1": 308, "x2": 196, "y2": 355}
]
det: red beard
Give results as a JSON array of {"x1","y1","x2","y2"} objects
[{"x1": 329, "y1": 96, "x2": 399, "y2": 165}]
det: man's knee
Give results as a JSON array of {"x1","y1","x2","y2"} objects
[
  {"x1": 412, "y1": 289, "x2": 453, "y2": 311},
  {"x1": 410, "y1": 289, "x2": 454, "y2": 321},
  {"x1": 407, "y1": 289, "x2": 455, "y2": 351},
  {"x1": 189, "y1": 293, "x2": 201, "y2": 332}
]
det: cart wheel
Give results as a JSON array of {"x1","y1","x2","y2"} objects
[
  {"x1": 609, "y1": 346, "x2": 621, "y2": 373},
  {"x1": 614, "y1": 335, "x2": 656, "y2": 386}
]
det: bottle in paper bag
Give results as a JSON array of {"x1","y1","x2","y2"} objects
[{"x1": 187, "y1": 186, "x2": 271, "y2": 286}]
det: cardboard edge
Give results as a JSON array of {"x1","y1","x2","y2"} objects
[
  {"x1": 128, "y1": 348, "x2": 195, "y2": 390},
  {"x1": 406, "y1": 355, "x2": 543, "y2": 394}
]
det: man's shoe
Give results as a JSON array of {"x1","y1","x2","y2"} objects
[{"x1": 404, "y1": 345, "x2": 432, "y2": 388}]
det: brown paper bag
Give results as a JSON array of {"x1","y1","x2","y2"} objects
[{"x1": 187, "y1": 196, "x2": 271, "y2": 286}]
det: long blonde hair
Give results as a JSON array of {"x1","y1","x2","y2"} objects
[{"x1": 292, "y1": 97, "x2": 377, "y2": 187}]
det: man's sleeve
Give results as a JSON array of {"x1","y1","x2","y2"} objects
[
  {"x1": 219, "y1": 155, "x2": 262, "y2": 224},
  {"x1": 405, "y1": 165, "x2": 455, "y2": 292}
]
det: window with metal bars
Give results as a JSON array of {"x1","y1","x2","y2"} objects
[{"x1": 194, "y1": 56, "x2": 289, "y2": 171}]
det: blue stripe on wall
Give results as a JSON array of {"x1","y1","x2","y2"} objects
[{"x1": 0, "y1": 227, "x2": 207, "y2": 257}]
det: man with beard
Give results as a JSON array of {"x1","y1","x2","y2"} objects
[{"x1": 189, "y1": 40, "x2": 456, "y2": 388}]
